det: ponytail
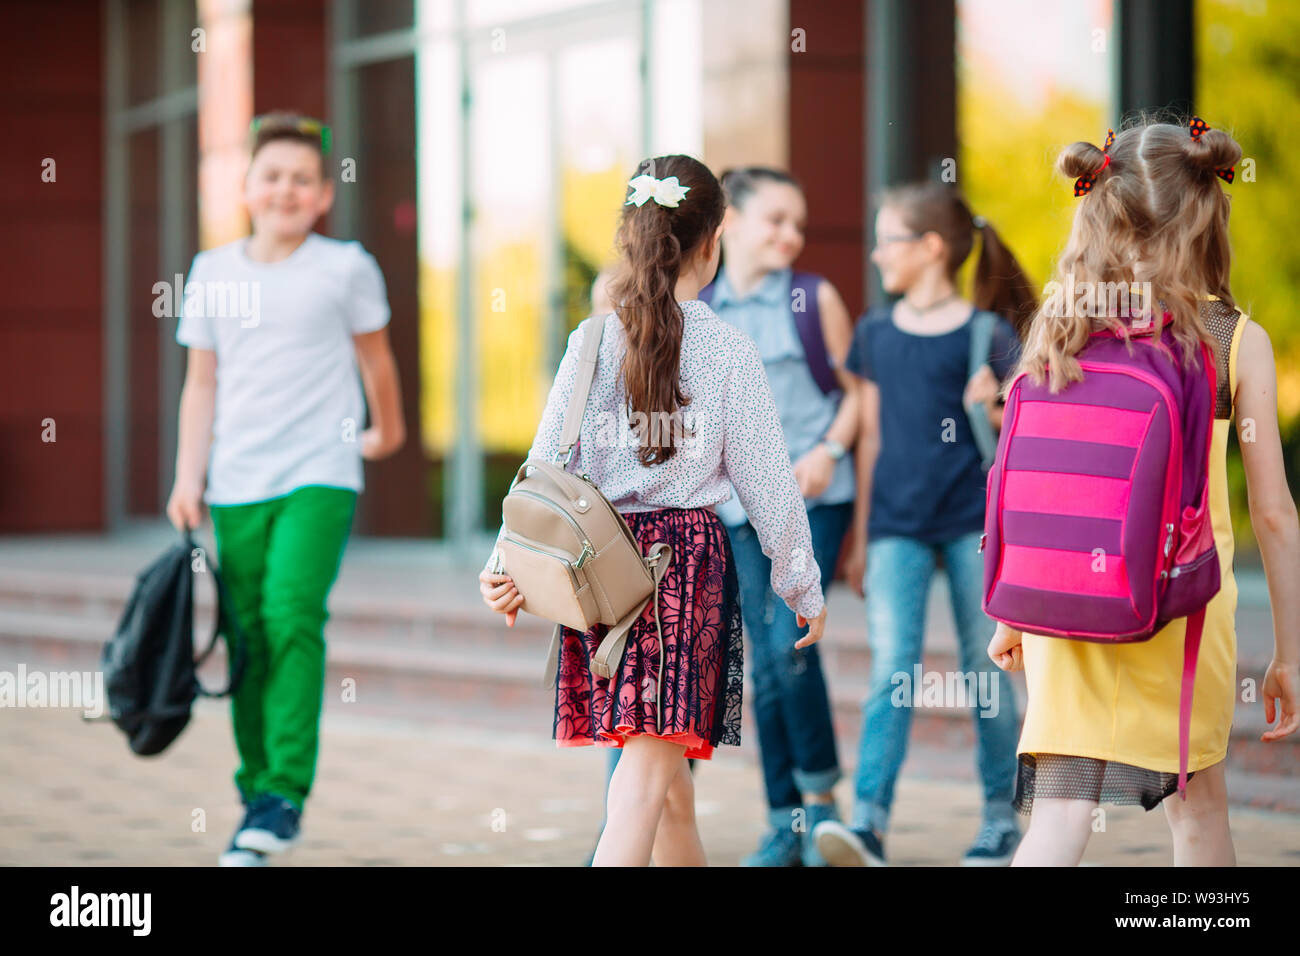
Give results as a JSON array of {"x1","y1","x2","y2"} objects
[
  {"x1": 608, "y1": 155, "x2": 725, "y2": 466},
  {"x1": 973, "y1": 220, "x2": 1038, "y2": 335}
]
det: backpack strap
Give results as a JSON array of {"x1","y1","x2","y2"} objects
[
  {"x1": 790, "y1": 272, "x2": 839, "y2": 396},
  {"x1": 180, "y1": 526, "x2": 246, "y2": 699},
  {"x1": 541, "y1": 542, "x2": 674, "y2": 735},
  {"x1": 555, "y1": 313, "x2": 606, "y2": 466},
  {"x1": 1176, "y1": 605, "x2": 1207, "y2": 798},
  {"x1": 196, "y1": 560, "x2": 247, "y2": 698},
  {"x1": 967, "y1": 311, "x2": 999, "y2": 471},
  {"x1": 701, "y1": 273, "x2": 839, "y2": 396}
]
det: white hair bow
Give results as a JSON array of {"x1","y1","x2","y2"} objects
[{"x1": 625, "y1": 174, "x2": 690, "y2": 208}]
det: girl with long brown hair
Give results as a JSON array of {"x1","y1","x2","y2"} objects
[{"x1": 479, "y1": 155, "x2": 828, "y2": 866}]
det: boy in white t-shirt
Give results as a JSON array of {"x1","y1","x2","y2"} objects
[{"x1": 166, "y1": 112, "x2": 406, "y2": 867}]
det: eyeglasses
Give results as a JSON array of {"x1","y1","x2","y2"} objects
[
  {"x1": 250, "y1": 115, "x2": 332, "y2": 154},
  {"x1": 875, "y1": 233, "x2": 925, "y2": 247}
]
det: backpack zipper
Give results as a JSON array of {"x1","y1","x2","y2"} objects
[
  {"x1": 511, "y1": 489, "x2": 596, "y2": 568},
  {"x1": 501, "y1": 535, "x2": 582, "y2": 589},
  {"x1": 1169, "y1": 546, "x2": 1217, "y2": 579}
]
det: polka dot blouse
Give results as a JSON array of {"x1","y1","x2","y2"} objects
[{"x1": 486, "y1": 298, "x2": 825, "y2": 620}]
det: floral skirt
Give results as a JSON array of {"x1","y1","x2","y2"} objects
[{"x1": 552, "y1": 507, "x2": 743, "y2": 760}]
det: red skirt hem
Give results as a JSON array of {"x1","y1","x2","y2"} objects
[{"x1": 556, "y1": 723, "x2": 715, "y2": 761}]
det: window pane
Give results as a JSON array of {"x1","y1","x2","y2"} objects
[
  {"x1": 473, "y1": 52, "x2": 549, "y2": 467},
  {"x1": 417, "y1": 36, "x2": 460, "y2": 538}
]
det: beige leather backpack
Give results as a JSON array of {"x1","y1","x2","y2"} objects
[{"x1": 494, "y1": 313, "x2": 673, "y2": 731}]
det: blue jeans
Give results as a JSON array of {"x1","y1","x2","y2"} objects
[
  {"x1": 851, "y1": 530, "x2": 1020, "y2": 834},
  {"x1": 727, "y1": 502, "x2": 849, "y2": 828}
]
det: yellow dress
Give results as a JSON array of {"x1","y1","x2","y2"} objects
[{"x1": 1016, "y1": 302, "x2": 1244, "y2": 806}]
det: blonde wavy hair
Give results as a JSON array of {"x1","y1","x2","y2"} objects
[{"x1": 1016, "y1": 114, "x2": 1242, "y2": 393}]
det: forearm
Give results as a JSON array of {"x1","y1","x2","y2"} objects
[
  {"x1": 361, "y1": 355, "x2": 406, "y2": 448},
  {"x1": 824, "y1": 388, "x2": 859, "y2": 449},
  {"x1": 1253, "y1": 501, "x2": 1300, "y2": 663},
  {"x1": 174, "y1": 382, "x2": 215, "y2": 489}
]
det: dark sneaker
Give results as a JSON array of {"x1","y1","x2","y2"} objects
[
  {"x1": 219, "y1": 800, "x2": 269, "y2": 866},
  {"x1": 801, "y1": 803, "x2": 839, "y2": 867},
  {"x1": 961, "y1": 821, "x2": 1020, "y2": 866},
  {"x1": 813, "y1": 820, "x2": 886, "y2": 867},
  {"x1": 741, "y1": 826, "x2": 803, "y2": 867},
  {"x1": 234, "y1": 795, "x2": 302, "y2": 854}
]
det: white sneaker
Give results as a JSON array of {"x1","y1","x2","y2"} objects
[{"x1": 219, "y1": 840, "x2": 269, "y2": 867}]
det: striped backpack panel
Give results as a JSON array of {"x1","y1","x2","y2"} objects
[{"x1": 981, "y1": 329, "x2": 1219, "y2": 642}]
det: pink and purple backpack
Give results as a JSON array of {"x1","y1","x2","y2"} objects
[{"x1": 981, "y1": 319, "x2": 1221, "y2": 795}]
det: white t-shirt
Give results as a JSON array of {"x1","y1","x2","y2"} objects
[{"x1": 175, "y1": 233, "x2": 391, "y2": 506}]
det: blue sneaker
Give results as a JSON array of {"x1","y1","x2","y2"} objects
[
  {"x1": 801, "y1": 803, "x2": 839, "y2": 867},
  {"x1": 234, "y1": 794, "x2": 302, "y2": 855},
  {"x1": 813, "y1": 820, "x2": 886, "y2": 867},
  {"x1": 218, "y1": 801, "x2": 269, "y2": 867},
  {"x1": 740, "y1": 826, "x2": 803, "y2": 867},
  {"x1": 961, "y1": 820, "x2": 1020, "y2": 866}
]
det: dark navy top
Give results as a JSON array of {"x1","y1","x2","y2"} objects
[{"x1": 844, "y1": 305, "x2": 1021, "y2": 543}]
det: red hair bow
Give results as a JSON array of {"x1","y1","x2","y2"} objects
[
  {"x1": 1074, "y1": 128, "x2": 1115, "y2": 197},
  {"x1": 1189, "y1": 116, "x2": 1235, "y2": 184}
]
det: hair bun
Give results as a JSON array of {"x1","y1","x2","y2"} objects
[
  {"x1": 1058, "y1": 141, "x2": 1107, "y2": 181},
  {"x1": 1183, "y1": 126, "x2": 1242, "y2": 174}
]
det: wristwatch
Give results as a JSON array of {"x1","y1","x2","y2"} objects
[{"x1": 820, "y1": 438, "x2": 847, "y2": 461}]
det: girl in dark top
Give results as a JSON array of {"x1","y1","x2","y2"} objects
[{"x1": 814, "y1": 182, "x2": 1035, "y2": 866}]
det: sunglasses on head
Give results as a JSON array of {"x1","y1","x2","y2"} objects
[{"x1": 250, "y1": 115, "x2": 332, "y2": 154}]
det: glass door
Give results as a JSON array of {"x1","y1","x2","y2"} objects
[{"x1": 418, "y1": 0, "x2": 644, "y2": 547}]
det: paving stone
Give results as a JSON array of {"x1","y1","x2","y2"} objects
[{"x1": 0, "y1": 701, "x2": 1295, "y2": 866}]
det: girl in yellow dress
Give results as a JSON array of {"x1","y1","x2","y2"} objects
[{"x1": 987, "y1": 117, "x2": 1300, "y2": 866}]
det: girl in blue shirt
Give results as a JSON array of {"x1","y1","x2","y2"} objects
[{"x1": 704, "y1": 167, "x2": 859, "y2": 866}]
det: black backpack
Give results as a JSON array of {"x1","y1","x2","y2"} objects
[{"x1": 101, "y1": 528, "x2": 246, "y2": 756}]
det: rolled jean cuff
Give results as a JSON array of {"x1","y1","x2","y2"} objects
[
  {"x1": 793, "y1": 765, "x2": 841, "y2": 796},
  {"x1": 768, "y1": 805, "x2": 802, "y2": 832},
  {"x1": 850, "y1": 800, "x2": 889, "y2": 835}
]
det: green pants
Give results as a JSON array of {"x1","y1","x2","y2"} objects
[{"x1": 210, "y1": 485, "x2": 357, "y2": 810}]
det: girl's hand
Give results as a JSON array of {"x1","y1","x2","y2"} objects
[
  {"x1": 166, "y1": 481, "x2": 205, "y2": 534},
  {"x1": 988, "y1": 621, "x2": 1023, "y2": 671},
  {"x1": 964, "y1": 363, "x2": 1000, "y2": 410},
  {"x1": 795, "y1": 608, "x2": 827, "y2": 649},
  {"x1": 1260, "y1": 659, "x2": 1300, "y2": 742},
  {"x1": 792, "y1": 445, "x2": 835, "y2": 499},
  {"x1": 479, "y1": 569, "x2": 523, "y2": 626}
]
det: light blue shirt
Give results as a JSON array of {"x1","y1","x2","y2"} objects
[{"x1": 709, "y1": 266, "x2": 855, "y2": 527}]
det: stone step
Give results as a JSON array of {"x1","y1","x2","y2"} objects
[
  {"x1": 0, "y1": 603, "x2": 1289, "y2": 750},
  {"x1": 0, "y1": 562, "x2": 1280, "y2": 675}
]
